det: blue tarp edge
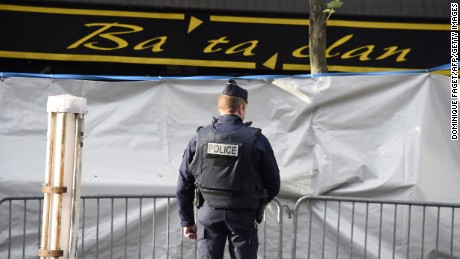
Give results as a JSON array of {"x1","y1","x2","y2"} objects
[{"x1": 0, "y1": 63, "x2": 451, "y2": 82}]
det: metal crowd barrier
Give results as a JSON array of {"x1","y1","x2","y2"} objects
[
  {"x1": 291, "y1": 196, "x2": 460, "y2": 259},
  {"x1": 0, "y1": 195, "x2": 283, "y2": 259},
  {"x1": 4, "y1": 194, "x2": 460, "y2": 259}
]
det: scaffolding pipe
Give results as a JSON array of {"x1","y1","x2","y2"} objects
[{"x1": 39, "y1": 94, "x2": 87, "y2": 259}]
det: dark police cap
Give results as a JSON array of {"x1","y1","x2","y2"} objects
[{"x1": 222, "y1": 79, "x2": 248, "y2": 103}]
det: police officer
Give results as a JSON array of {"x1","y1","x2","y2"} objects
[{"x1": 176, "y1": 79, "x2": 280, "y2": 259}]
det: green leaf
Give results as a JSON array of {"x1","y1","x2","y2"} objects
[{"x1": 326, "y1": 0, "x2": 343, "y2": 9}]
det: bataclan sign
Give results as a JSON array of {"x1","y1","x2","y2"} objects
[{"x1": 0, "y1": 4, "x2": 450, "y2": 74}]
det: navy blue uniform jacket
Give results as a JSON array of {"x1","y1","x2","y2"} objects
[{"x1": 176, "y1": 115, "x2": 281, "y2": 227}]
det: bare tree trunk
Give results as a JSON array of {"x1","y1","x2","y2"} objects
[{"x1": 309, "y1": 0, "x2": 328, "y2": 74}]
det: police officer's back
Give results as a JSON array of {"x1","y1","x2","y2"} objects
[{"x1": 176, "y1": 79, "x2": 280, "y2": 259}]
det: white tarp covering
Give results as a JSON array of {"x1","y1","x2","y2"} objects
[{"x1": 0, "y1": 72, "x2": 458, "y2": 257}]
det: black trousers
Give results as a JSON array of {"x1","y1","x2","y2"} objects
[{"x1": 197, "y1": 201, "x2": 258, "y2": 259}]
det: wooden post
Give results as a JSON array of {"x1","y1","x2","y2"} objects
[{"x1": 39, "y1": 95, "x2": 87, "y2": 259}]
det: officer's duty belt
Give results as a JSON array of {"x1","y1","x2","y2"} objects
[{"x1": 200, "y1": 188, "x2": 239, "y2": 197}]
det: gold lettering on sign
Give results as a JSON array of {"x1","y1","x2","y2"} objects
[
  {"x1": 204, "y1": 37, "x2": 258, "y2": 56},
  {"x1": 225, "y1": 40, "x2": 258, "y2": 56},
  {"x1": 204, "y1": 37, "x2": 230, "y2": 53},
  {"x1": 292, "y1": 46, "x2": 309, "y2": 58},
  {"x1": 325, "y1": 34, "x2": 354, "y2": 58},
  {"x1": 65, "y1": 21, "x2": 413, "y2": 65},
  {"x1": 134, "y1": 36, "x2": 168, "y2": 52},
  {"x1": 376, "y1": 46, "x2": 410, "y2": 62},
  {"x1": 341, "y1": 45, "x2": 374, "y2": 61},
  {"x1": 67, "y1": 23, "x2": 143, "y2": 50},
  {"x1": 291, "y1": 34, "x2": 411, "y2": 62}
]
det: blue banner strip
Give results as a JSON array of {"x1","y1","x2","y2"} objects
[{"x1": 0, "y1": 64, "x2": 450, "y2": 82}]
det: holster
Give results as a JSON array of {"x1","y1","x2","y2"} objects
[
  {"x1": 255, "y1": 199, "x2": 268, "y2": 224},
  {"x1": 193, "y1": 188, "x2": 204, "y2": 208}
]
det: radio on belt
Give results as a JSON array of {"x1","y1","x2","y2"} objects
[{"x1": 207, "y1": 143, "x2": 239, "y2": 157}]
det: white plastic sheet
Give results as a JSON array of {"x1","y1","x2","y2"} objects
[
  {"x1": 0, "y1": 72, "x2": 458, "y2": 257},
  {"x1": 1, "y1": 73, "x2": 458, "y2": 200}
]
